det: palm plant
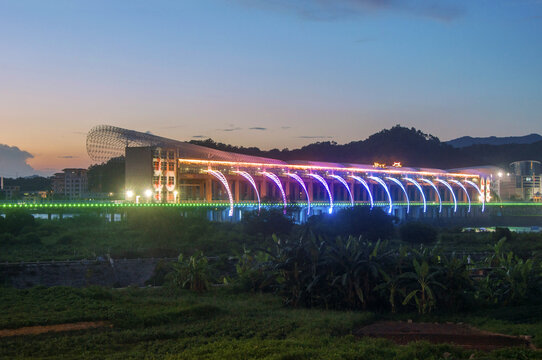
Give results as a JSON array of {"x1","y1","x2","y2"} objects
[
  {"x1": 401, "y1": 259, "x2": 445, "y2": 314},
  {"x1": 170, "y1": 252, "x2": 209, "y2": 293},
  {"x1": 373, "y1": 269, "x2": 404, "y2": 313},
  {"x1": 436, "y1": 254, "x2": 474, "y2": 311},
  {"x1": 325, "y1": 236, "x2": 388, "y2": 309}
]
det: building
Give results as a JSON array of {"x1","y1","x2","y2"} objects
[
  {"x1": 87, "y1": 125, "x2": 493, "y2": 220},
  {"x1": 52, "y1": 168, "x2": 88, "y2": 199},
  {"x1": 0, "y1": 185, "x2": 20, "y2": 200},
  {"x1": 509, "y1": 160, "x2": 542, "y2": 201}
]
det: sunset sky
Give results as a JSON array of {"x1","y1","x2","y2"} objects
[{"x1": 1, "y1": 0, "x2": 541, "y2": 177}]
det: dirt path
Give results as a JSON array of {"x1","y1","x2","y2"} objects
[
  {"x1": 0, "y1": 321, "x2": 112, "y2": 337},
  {"x1": 356, "y1": 321, "x2": 533, "y2": 351}
]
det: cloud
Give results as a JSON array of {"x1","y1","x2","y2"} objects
[
  {"x1": 235, "y1": 0, "x2": 464, "y2": 22},
  {"x1": 297, "y1": 135, "x2": 333, "y2": 139},
  {"x1": 217, "y1": 126, "x2": 242, "y2": 132},
  {"x1": 0, "y1": 144, "x2": 38, "y2": 177},
  {"x1": 281, "y1": 126, "x2": 292, "y2": 130},
  {"x1": 58, "y1": 155, "x2": 79, "y2": 159},
  {"x1": 249, "y1": 127, "x2": 267, "y2": 131},
  {"x1": 192, "y1": 135, "x2": 208, "y2": 139}
]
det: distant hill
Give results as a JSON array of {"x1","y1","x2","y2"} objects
[
  {"x1": 190, "y1": 125, "x2": 542, "y2": 170},
  {"x1": 446, "y1": 134, "x2": 542, "y2": 148}
]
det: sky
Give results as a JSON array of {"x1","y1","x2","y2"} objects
[{"x1": 0, "y1": 0, "x2": 541, "y2": 177}]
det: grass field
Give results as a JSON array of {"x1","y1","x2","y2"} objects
[{"x1": 0, "y1": 286, "x2": 541, "y2": 359}]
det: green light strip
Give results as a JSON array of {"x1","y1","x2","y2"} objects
[{"x1": 1, "y1": 201, "x2": 542, "y2": 209}]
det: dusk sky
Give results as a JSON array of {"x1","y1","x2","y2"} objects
[{"x1": 1, "y1": 0, "x2": 541, "y2": 176}]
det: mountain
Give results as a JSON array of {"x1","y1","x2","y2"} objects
[
  {"x1": 446, "y1": 134, "x2": 542, "y2": 148},
  {"x1": 190, "y1": 125, "x2": 542, "y2": 170}
]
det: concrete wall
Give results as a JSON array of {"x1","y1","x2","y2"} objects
[{"x1": 0, "y1": 258, "x2": 171, "y2": 289}]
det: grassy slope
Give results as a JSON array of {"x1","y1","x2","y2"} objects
[{"x1": 0, "y1": 287, "x2": 541, "y2": 360}]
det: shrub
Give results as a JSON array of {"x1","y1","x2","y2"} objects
[
  {"x1": 168, "y1": 252, "x2": 210, "y2": 292},
  {"x1": 494, "y1": 227, "x2": 513, "y2": 242},
  {"x1": 3, "y1": 211, "x2": 35, "y2": 235},
  {"x1": 399, "y1": 222, "x2": 437, "y2": 244},
  {"x1": 305, "y1": 207, "x2": 394, "y2": 241}
]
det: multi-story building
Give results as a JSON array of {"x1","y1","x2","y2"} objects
[
  {"x1": 0, "y1": 185, "x2": 20, "y2": 200},
  {"x1": 52, "y1": 168, "x2": 88, "y2": 199},
  {"x1": 509, "y1": 160, "x2": 542, "y2": 201}
]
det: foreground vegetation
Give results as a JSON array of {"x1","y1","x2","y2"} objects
[
  {"x1": 1, "y1": 207, "x2": 542, "y2": 263},
  {"x1": 1, "y1": 207, "x2": 542, "y2": 358},
  {"x1": 1, "y1": 286, "x2": 542, "y2": 359}
]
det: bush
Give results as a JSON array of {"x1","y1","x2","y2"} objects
[
  {"x1": 168, "y1": 252, "x2": 210, "y2": 292},
  {"x1": 399, "y1": 222, "x2": 437, "y2": 244},
  {"x1": 494, "y1": 227, "x2": 513, "y2": 242},
  {"x1": 242, "y1": 209, "x2": 294, "y2": 240},
  {"x1": 3, "y1": 211, "x2": 35, "y2": 235},
  {"x1": 305, "y1": 207, "x2": 394, "y2": 241}
]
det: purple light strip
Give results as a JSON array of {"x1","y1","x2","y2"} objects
[
  {"x1": 349, "y1": 175, "x2": 374, "y2": 209},
  {"x1": 207, "y1": 169, "x2": 234, "y2": 216},
  {"x1": 262, "y1": 172, "x2": 287, "y2": 214},
  {"x1": 435, "y1": 179, "x2": 457, "y2": 213},
  {"x1": 233, "y1": 171, "x2": 260, "y2": 212},
  {"x1": 403, "y1": 177, "x2": 426, "y2": 213},
  {"x1": 330, "y1": 175, "x2": 353, "y2": 207},
  {"x1": 450, "y1": 179, "x2": 471, "y2": 213},
  {"x1": 286, "y1": 173, "x2": 311, "y2": 215},
  {"x1": 419, "y1": 178, "x2": 442, "y2": 213},
  {"x1": 386, "y1": 177, "x2": 410, "y2": 214},
  {"x1": 308, "y1": 173, "x2": 333, "y2": 214},
  {"x1": 464, "y1": 179, "x2": 485, "y2": 212},
  {"x1": 368, "y1": 176, "x2": 392, "y2": 214}
]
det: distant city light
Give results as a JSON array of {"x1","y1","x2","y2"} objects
[
  {"x1": 145, "y1": 189, "x2": 153, "y2": 198},
  {"x1": 498, "y1": 172, "x2": 503, "y2": 177},
  {"x1": 126, "y1": 190, "x2": 134, "y2": 198}
]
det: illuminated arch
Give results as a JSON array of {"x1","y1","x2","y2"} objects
[
  {"x1": 435, "y1": 179, "x2": 457, "y2": 213},
  {"x1": 464, "y1": 179, "x2": 485, "y2": 212},
  {"x1": 368, "y1": 176, "x2": 392, "y2": 214},
  {"x1": 349, "y1": 175, "x2": 374, "y2": 209},
  {"x1": 308, "y1": 173, "x2": 333, "y2": 214},
  {"x1": 419, "y1": 178, "x2": 442, "y2": 213},
  {"x1": 233, "y1": 171, "x2": 260, "y2": 212},
  {"x1": 207, "y1": 169, "x2": 234, "y2": 217},
  {"x1": 386, "y1": 177, "x2": 410, "y2": 214},
  {"x1": 449, "y1": 179, "x2": 471, "y2": 213},
  {"x1": 330, "y1": 175, "x2": 354, "y2": 207},
  {"x1": 286, "y1": 173, "x2": 311, "y2": 215},
  {"x1": 403, "y1": 177, "x2": 426, "y2": 213},
  {"x1": 261, "y1": 172, "x2": 287, "y2": 214}
]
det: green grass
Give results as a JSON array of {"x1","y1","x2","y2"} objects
[{"x1": 0, "y1": 286, "x2": 541, "y2": 359}]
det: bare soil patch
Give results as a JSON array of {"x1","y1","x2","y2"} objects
[
  {"x1": 356, "y1": 321, "x2": 533, "y2": 351},
  {"x1": 0, "y1": 321, "x2": 112, "y2": 337}
]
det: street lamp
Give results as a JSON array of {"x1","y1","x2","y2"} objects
[
  {"x1": 126, "y1": 190, "x2": 134, "y2": 199},
  {"x1": 145, "y1": 189, "x2": 153, "y2": 202}
]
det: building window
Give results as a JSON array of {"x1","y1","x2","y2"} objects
[
  {"x1": 153, "y1": 150, "x2": 161, "y2": 158},
  {"x1": 160, "y1": 176, "x2": 166, "y2": 184},
  {"x1": 168, "y1": 151, "x2": 174, "y2": 160},
  {"x1": 168, "y1": 176, "x2": 175, "y2": 186},
  {"x1": 161, "y1": 162, "x2": 167, "y2": 171},
  {"x1": 153, "y1": 176, "x2": 160, "y2": 185},
  {"x1": 168, "y1": 162, "x2": 175, "y2": 171},
  {"x1": 153, "y1": 161, "x2": 159, "y2": 171}
]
